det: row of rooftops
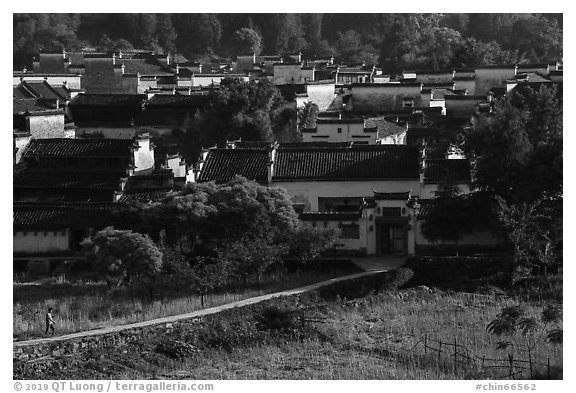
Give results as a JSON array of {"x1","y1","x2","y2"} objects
[
  {"x1": 19, "y1": 49, "x2": 562, "y2": 83},
  {"x1": 196, "y1": 142, "x2": 470, "y2": 184}
]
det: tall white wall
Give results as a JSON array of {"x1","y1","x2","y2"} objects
[{"x1": 14, "y1": 230, "x2": 70, "y2": 254}]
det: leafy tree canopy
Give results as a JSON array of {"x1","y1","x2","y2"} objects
[
  {"x1": 195, "y1": 78, "x2": 294, "y2": 147},
  {"x1": 465, "y1": 85, "x2": 562, "y2": 203},
  {"x1": 81, "y1": 227, "x2": 163, "y2": 288}
]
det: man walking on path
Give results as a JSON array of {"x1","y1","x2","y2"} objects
[{"x1": 45, "y1": 307, "x2": 55, "y2": 335}]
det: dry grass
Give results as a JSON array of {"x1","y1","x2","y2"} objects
[
  {"x1": 148, "y1": 290, "x2": 563, "y2": 380},
  {"x1": 13, "y1": 268, "x2": 357, "y2": 340},
  {"x1": 14, "y1": 273, "x2": 563, "y2": 380}
]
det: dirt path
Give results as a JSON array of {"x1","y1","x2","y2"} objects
[{"x1": 14, "y1": 264, "x2": 402, "y2": 348}]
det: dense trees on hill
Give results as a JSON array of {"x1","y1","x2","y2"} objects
[{"x1": 13, "y1": 13, "x2": 562, "y2": 70}]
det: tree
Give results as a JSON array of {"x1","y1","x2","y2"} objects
[
  {"x1": 465, "y1": 85, "x2": 562, "y2": 202},
  {"x1": 509, "y1": 15, "x2": 563, "y2": 62},
  {"x1": 115, "y1": 177, "x2": 339, "y2": 279},
  {"x1": 81, "y1": 227, "x2": 163, "y2": 295},
  {"x1": 251, "y1": 14, "x2": 305, "y2": 54},
  {"x1": 195, "y1": 78, "x2": 289, "y2": 147},
  {"x1": 453, "y1": 38, "x2": 522, "y2": 68},
  {"x1": 286, "y1": 225, "x2": 340, "y2": 264},
  {"x1": 216, "y1": 238, "x2": 286, "y2": 286},
  {"x1": 333, "y1": 30, "x2": 378, "y2": 65},
  {"x1": 172, "y1": 14, "x2": 222, "y2": 57},
  {"x1": 420, "y1": 180, "x2": 474, "y2": 256},
  {"x1": 301, "y1": 14, "x2": 324, "y2": 57},
  {"x1": 487, "y1": 304, "x2": 563, "y2": 378},
  {"x1": 232, "y1": 28, "x2": 262, "y2": 55},
  {"x1": 495, "y1": 196, "x2": 560, "y2": 281},
  {"x1": 156, "y1": 14, "x2": 177, "y2": 53}
]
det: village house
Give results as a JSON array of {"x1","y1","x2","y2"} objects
[
  {"x1": 444, "y1": 95, "x2": 491, "y2": 120},
  {"x1": 12, "y1": 133, "x2": 195, "y2": 270},
  {"x1": 31, "y1": 51, "x2": 180, "y2": 94},
  {"x1": 13, "y1": 81, "x2": 77, "y2": 164},
  {"x1": 68, "y1": 93, "x2": 146, "y2": 139},
  {"x1": 474, "y1": 64, "x2": 518, "y2": 95},
  {"x1": 13, "y1": 201, "x2": 120, "y2": 274},
  {"x1": 14, "y1": 135, "x2": 156, "y2": 203},
  {"x1": 301, "y1": 116, "x2": 377, "y2": 144},
  {"x1": 295, "y1": 80, "x2": 337, "y2": 111},
  {"x1": 334, "y1": 65, "x2": 376, "y2": 84},
  {"x1": 348, "y1": 82, "x2": 424, "y2": 113},
  {"x1": 193, "y1": 142, "x2": 480, "y2": 256}
]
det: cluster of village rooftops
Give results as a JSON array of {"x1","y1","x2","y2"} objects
[{"x1": 13, "y1": 49, "x2": 563, "y2": 260}]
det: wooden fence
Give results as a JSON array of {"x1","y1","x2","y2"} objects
[{"x1": 412, "y1": 333, "x2": 553, "y2": 379}]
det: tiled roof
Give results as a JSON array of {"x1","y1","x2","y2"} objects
[
  {"x1": 13, "y1": 98, "x2": 57, "y2": 114},
  {"x1": 198, "y1": 149, "x2": 270, "y2": 183},
  {"x1": 276, "y1": 84, "x2": 307, "y2": 101},
  {"x1": 317, "y1": 118, "x2": 364, "y2": 124},
  {"x1": 444, "y1": 95, "x2": 488, "y2": 101},
  {"x1": 424, "y1": 144, "x2": 450, "y2": 159},
  {"x1": 14, "y1": 170, "x2": 126, "y2": 189},
  {"x1": 274, "y1": 145, "x2": 420, "y2": 181},
  {"x1": 69, "y1": 94, "x2": 146, "y2": 107},
  {"x1": 20, "y1": 81, "x2": 69, "y2": 101},
  {"x1": 414, "y1": 70, "x2": 454, "y2": 75},
  {"x1": 431, "y1": 89, "x2": 460, "y2": 100},
  {"x1": 475, "y1": 65, "x2": 516, "y2": 69},
  {"x1": 13, "y1": 201, "x2": 120, "y2": 229},
  {"x1": 424, "y1": 159, "x2": 471, "y2": 183},
  {"x1": 517, "y1": 63, "x2": 549, "y2": 69},
  {"x1": 232, "y1": 141, "x2": 275, "y2": 149},
  {"x1": 121, "y1": 58, "x2": 174, "y2": 76},
  {"x1": 117, "y1": 190, "x2": 171, "y2": 204},
  {"x1": 279, "y1": 142, "x2": 352, "y2": 149},
  {"x1": 350, "y1": 82, "x2": 422, "y2": 88},
  {"x1": 299, "y1": 211, "x2": 361, "y2": 221},
  {"x1": 22, "y1": 138, "x2": 133, "y2": 157},
  {"x1": 146, "y1": 94, "x2": 210, "y2": 108},
  {"x1": 124, "y1": 171, "x2": 174, "y2": 191},
  {"x1": 13, "y1": 86, "x2": 36, "y2": 99},
  {"x1": 516, "y1": 73, "x2": 552, "y2": 83},
  {"x1": 364, "y1": 117, "x2": 406, "y2": 139},
  {"x1": 415, "y1": 198, "x2": 434, "y2": 218}
]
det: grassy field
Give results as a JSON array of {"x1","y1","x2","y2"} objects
[
  {"x1": 14, "y1": 278, "x2": 563, "y2": 380},
  {"x1": 13, "y1": 263, "x2": 361, "y2": 340}
]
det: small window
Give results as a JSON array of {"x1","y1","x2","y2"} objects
[
  {"x1": 377, "y1": 207, "x2": 381, "y2": 215},
  {"x1": 337, "y1": 127, "x2": 342, "y2": 133}
]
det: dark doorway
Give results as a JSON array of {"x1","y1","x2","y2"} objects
[
  {"x1": 380, "y1": 223, "x2": 391, "y2": 254},
  {"x1": 69, "y1": 229, "x2": 84, "y2": 252},
  {"x1": 376, "y1": 220, "x2": 407, "y2": 255}
]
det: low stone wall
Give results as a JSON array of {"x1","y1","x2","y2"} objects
[{"x1": 14, "y1": 320, "x2": 191, "y2": 362}]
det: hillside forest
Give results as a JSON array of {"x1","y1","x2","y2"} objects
[{"x1": 13, "y1": 14, "x2": 563, "y2": 71}]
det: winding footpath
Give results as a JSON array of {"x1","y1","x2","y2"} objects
[{"x1": 14, "y1": 256, "x2": 405, "y2": 349}]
